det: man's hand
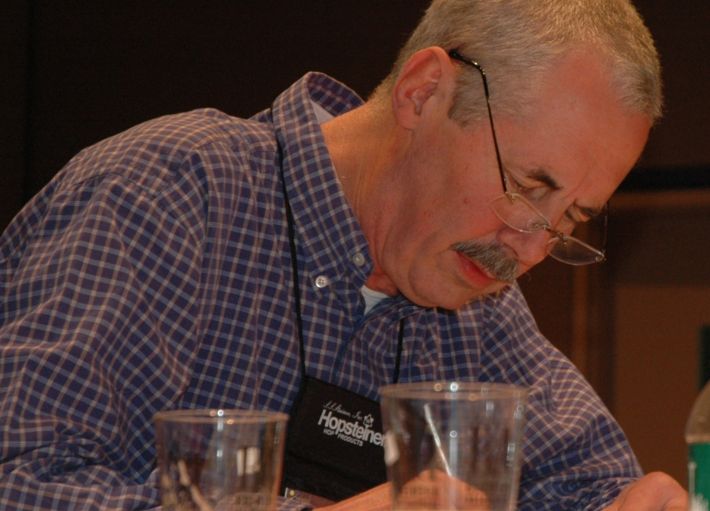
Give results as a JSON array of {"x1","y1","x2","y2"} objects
[{"x1": 602, "y1": 472, "x2": 688, "y2": 511}]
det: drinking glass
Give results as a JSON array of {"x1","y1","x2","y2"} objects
[
  {"x1": 155, "y1": 409, "x2": 288, "y2": 511},
  {"x1": 380, "y1": 382, "x2": 528, "y2": 511}
]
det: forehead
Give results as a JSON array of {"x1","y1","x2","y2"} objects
[{"x1": 495, "y1": 49, "x2": 651, "y2": 206}]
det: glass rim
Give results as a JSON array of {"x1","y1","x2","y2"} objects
[
  {"x1": 379, "y1": 381, "x2": 528, "y2": 400},
  {"x1": 547, "y1": 236, "x2": 606, "y2": 265},
  {"x1": 154, "y1": 408, "x2": 289, "y2": 425},
  {"x1": 490, "y1": 193, "x2": 549, "y2": 234}
]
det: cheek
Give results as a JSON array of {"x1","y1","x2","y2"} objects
[{"x1": 450, "y1": 194, "x2": 502, "y2": 238}]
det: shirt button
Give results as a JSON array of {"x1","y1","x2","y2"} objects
[
  {"x1": 314, "y1": 275, "x2": 330, "y2": 288},
  {"x1": 352, "y1": 252, "x2": 366, "y2": 267}
]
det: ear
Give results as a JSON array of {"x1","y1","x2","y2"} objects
[{"x1": 391, "y1": 46, "x2": 457, "y2": 130}]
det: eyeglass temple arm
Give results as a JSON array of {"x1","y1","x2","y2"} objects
[{"x1": 447, "y1": 49, "x2": 508, "y2": 193}]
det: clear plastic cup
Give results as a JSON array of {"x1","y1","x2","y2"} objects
[
  {"x1": 380, "y1": 382, "x2": 528, "y2": 511},
  {"x1": 154, "y1": 409, "x2": 288, "y2": 511}
]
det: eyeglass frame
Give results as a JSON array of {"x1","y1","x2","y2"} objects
[{"x1": 447, "y1": 49, "x2": 607, "y2": 265}]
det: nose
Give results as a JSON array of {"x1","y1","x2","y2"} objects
[{"x1": 497, "y1": 225, "x2": 551, "y2": 268}]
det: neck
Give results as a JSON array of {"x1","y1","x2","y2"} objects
[{"x1": 322, "y1": 103, "x2": 393, "y2": 211}]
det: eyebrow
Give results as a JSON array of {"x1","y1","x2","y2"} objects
[{"x1": 527, "y1": 168, "x2": 605, "y2": 219}]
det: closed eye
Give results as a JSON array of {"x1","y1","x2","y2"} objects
[
  {"x1": 561, "y1": 203, "x2": 607, "y2": 234},
  {"x1": 506, "y1": 172, "x2": 552, "y2": 202}
]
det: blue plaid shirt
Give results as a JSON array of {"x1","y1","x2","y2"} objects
[{"x1": 0, "y1": 72, "x2": 641, "y2": 510}]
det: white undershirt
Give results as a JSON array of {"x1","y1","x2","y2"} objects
[
  {"x1": 311, "y1": 101, "x2": 334, "y2": 124},
  {"x1": 360, "y1": 285, "x2": 390, "y2": 315}
]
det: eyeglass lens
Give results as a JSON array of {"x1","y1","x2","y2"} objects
[{"x1": 490, "y1": 193, "x2": 606, "y2": 265}]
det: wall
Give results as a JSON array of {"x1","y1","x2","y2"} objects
[
  {"x1": 611, "y1": 191, "x2": 710, "y2": 484},
  {"x1": 1, "y1": 0, "x2": 430, "y2": 229},
  {"x1": 1, "y1": 1, "x2": 30, "y2": 227}
]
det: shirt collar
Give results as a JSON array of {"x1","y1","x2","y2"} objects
[{"x1": 271, "y1": 72, "x2": 373, "y2": 289}]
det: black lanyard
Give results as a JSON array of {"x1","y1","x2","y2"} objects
[{"x1": 278, "y1": 145, "x2": 402, "y2": 501}]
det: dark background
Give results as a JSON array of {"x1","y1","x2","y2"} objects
[
  {"x1": 2, "y1": 0, "x2": 431, "y2": 228},
  {"x1": 2, "y1": 1, "x2": 709, "y2": 232}
]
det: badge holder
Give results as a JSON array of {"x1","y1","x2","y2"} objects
[{"x1": 283, "y1": 376, "x2": 387, "y2": 501}]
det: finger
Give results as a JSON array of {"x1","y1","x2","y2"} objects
[{"x1": 603, "y1": 472, "x2": 687, "y2": 511}]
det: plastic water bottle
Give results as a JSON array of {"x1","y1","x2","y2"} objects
[{"x1": 687, "y1": 381, "x2": 710, "y2": 510}]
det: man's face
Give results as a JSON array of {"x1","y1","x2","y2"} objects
[{"x1": 371, "y1": 51, "x2": 652, "y2": 309}]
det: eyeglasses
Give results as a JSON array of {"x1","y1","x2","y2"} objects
[{"x1": 448, "y1": 49, "x2": 607, "y2": 266}]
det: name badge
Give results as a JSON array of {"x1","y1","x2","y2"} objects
[{"x1": 283, "y1": 376, "x2": 387, "y2": 501}]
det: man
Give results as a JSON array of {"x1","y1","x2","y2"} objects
[{"x1": 0, "y1": 0, "x2": 687, "y2": 510}]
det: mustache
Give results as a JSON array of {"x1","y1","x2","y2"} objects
[{"x1": 451, "y1": 240, "x2": 518, "y2": 283}]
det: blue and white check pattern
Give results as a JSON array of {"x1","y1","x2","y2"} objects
[{"x1": 0, "y1": 72, "x2": 641, "y2": 510}]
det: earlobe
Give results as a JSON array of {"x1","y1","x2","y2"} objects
[{"x1": 391, "y1": 47, "x2": 455, "y2": 129}]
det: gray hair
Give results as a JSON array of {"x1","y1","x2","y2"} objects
[{"x1": 373, "y1": 0, "x2": 662, "y2": 125}]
